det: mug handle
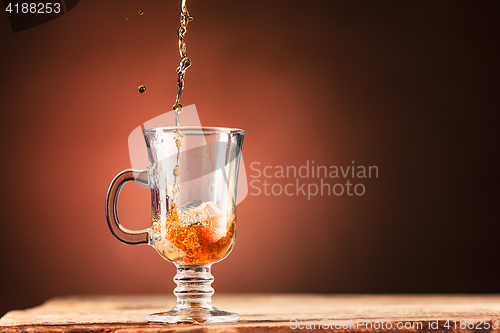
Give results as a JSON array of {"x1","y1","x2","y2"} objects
[{"x1": 105, "y1": 169, "x2": 150, "y2": 245}]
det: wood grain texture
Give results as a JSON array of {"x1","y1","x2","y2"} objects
[{"x1": 1, "y1": 294, "x2": 500, "y2": 332}]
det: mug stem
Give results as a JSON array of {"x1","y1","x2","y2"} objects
[
  {"x1": 174, "y1": 265, "x2": 215, "y2": 309},
  {"x1": 148, "y1": 265, "x2": 240, "y2": 324}
]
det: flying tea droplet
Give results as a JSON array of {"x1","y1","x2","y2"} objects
[
  {"x1": 138, "y1": 85, "x2": 146, "y2": 93},
  {"x1": 138, "y1": 10, "x2": 144, "y2": 15}
]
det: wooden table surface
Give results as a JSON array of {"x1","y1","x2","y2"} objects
[{"x1": 1, "y1": 294, "x2": 500, "y2": 332}]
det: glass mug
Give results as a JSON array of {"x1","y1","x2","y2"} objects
[{"x1": 105, "y1": 127, "x2": 245, "y2": 323}]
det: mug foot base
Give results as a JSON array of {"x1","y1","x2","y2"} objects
[{"x1": 148, "y1": 306, "x2": 240, "y2": 324}]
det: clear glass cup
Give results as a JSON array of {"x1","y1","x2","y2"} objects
[{"x1": 105, "y1": 127, "x2": 245, "y2": 323}]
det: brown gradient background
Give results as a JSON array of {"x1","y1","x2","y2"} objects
[{"x1": 1, "y1": 0, "x2": 499, "y2": 317}]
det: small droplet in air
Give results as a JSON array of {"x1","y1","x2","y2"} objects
[
  {"x1": 126, "y1": 18, "x2": 129, "y2": 20},
  {"x1": 138, "y1": 85, "x2": 146, "y2": 93},
  {"x1": 138, "y1": 10, "x2": 144, "y2": 15}
]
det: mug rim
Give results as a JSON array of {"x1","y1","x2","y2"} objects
[{"x1": 143, "y1": 126, "x2": 245, "y2": 135}]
